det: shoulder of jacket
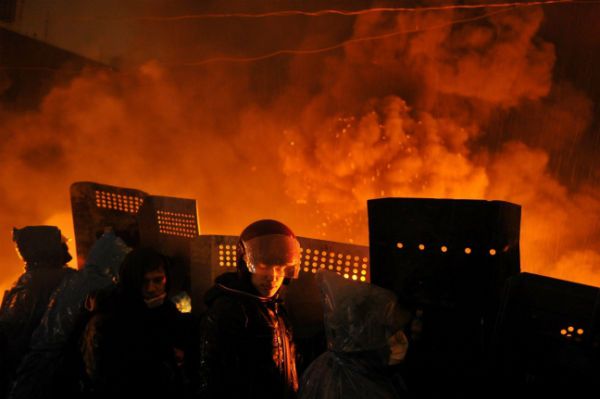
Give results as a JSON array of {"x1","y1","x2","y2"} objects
[
  {"x1": 209, "y1": 294, "x2": 247, "y2": 313},
  {"x1": 206, "y1": 294, "x2": 250, "y2": 328}
]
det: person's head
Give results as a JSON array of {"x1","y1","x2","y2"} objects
[
  {"x1": 85, "y1": 230, "x2": 132, "y2": 278},
  {"x1": 318, "y1": 270, "x2": 410, "y2": 362},
  {"x1": 118, "y1": 247, "x2": 169, "y2": 307},
  {"x1": 237, "y1": 219, "x2": 301, "y2": 298},
  {"x1": 13, "y1": 225, "x2": 72, "y2": 270}
]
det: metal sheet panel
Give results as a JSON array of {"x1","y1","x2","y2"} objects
[
  {"x1": 492, "y1": 272, "x2": 600, "y2": 391},
  {"x1": 137, "y1": 195, "x2": 199, "y2": 296},
  {"x1": 70, "y1": 181, "x2": 147, "y2": 268},
  {"x1": 367, "y1": 197, "x2": 522, "y2": 397}
]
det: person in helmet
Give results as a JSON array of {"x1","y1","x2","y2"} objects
[
  {"x1": 0, "y1": 226, "x2": 75, "y2": 398},
  {"x1": 197, "y1": 219, "x2": 301, "y2": 399}
]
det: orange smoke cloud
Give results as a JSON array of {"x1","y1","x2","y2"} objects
[
  {"x1": 279, "y1": 5, "x2": 600, "y2": 284},
  {"x1": 0, "y1": 61, "x2": 290, "y2": 292},
  {"x1": 487, "y1": 142, "x2": 600, "y2": 284},
  {"x1": 1, "y1": 3, "x2": 599, "y2": 295}
]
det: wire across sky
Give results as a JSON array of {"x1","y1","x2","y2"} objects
[
  {"x1": 68, "y1": 0, "x2": 595, "y2": 21},
  {"x1": 4, "y1": 0, "x2": 600, "y2": 70},
  {"x1": 174, "y1": 7, "x2": 513, "y2": 66}
]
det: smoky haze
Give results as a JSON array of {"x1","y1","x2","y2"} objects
[{"x1": 1, "y1": 0, "x2": 599, "y2": 293}]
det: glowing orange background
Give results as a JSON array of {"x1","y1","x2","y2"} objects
[{"x1": 1, "y1": 1, "x2": 599, "y2": 293}]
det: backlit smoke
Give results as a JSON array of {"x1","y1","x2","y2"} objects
[
  {"x1": 1, "y1": 2, "x2": 599, "y2": 292},
  {"x1": 280, "y1": 5, "x2": 600, "y2": 284}
]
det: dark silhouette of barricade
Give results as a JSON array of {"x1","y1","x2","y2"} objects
[
  {"x1": 367, "y1": 197, "x2": 521, "y2": 397},
  {"x1": 492, "y1": 272, "x2": 600, "y2": 393},
  {"x1": 70, "y1": 182, "x2": 199, "y2": 303},
  {"x1": 71, "y1": 182, "x2": 147, "y2": 266}
]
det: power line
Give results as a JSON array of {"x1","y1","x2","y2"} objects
[
  {"x1": 67, "y1": 0, "x2": 597, "y2": 22},
  {"x1": 5, "y1": 0, "x2": 598, "y2": 71},
  {"x1": 170, "y1": 7, "x2": 512, "y2": 66}
]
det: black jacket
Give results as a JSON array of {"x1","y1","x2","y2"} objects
[
  {"x1": 197, "y1": 272, "x2": 298, "y2": 399},
  {"x1": 80, "y1": 289, "x2": 188, "y2": 399},
  {"x1": 0, "y1": 266, "x2": 74, "y2": 399}
]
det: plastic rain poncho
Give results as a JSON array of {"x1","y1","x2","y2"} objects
[
  {"x1": 8, "y1": 232, "x2": 131, "y2": 399},
  {"x1": 1, "y1": 226, "x2": 74, "y2": 399},
  {"x1": 298, "y1": 271, "x2": 410, "y2": 399}
]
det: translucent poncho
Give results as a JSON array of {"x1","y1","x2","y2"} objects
[
  {"x1": 8, "y1": 232, "x2": 131, "y2": 399},
  {"x1": 299, "y1": 271, "x2": 409, "y2": 399},
  {"x1": 30, "y1": 231, "x2": 131, "y2": 348}
]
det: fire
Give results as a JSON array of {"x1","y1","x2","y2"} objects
[{"x1": 1, "y1": 3, "x2": 599, "y2": 294}]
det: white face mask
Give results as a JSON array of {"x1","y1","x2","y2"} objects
[
  {"x1": 388, "y1": 330, "x2": 409, "y2": 365},
  {"x1": 144, "y1": 292, "x2": 167, "y2": 308}
]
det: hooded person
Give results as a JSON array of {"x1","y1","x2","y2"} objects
[
  {"x1": 8, "y1": 231, "x2": 131, "y2": 399},
  {"x1": 197, "y1": 219, "x2": 301, "y2": 399},
  {"x1": 298, "y1": 271, "x2": 410, "y2": 399},
  {"x1": 0, "y1": 226, "x2": 74, "y2": 399},
  {"x1": 80, "y1": 247, "x2": 189, "y2": 399}
]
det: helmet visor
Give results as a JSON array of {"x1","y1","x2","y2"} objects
[{"x1": 242, "y1": 234, "x2": 301, "y2": 279}]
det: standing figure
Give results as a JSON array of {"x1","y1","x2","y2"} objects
[
  {"x1": 8, "y1": 231, "x2": 131, "y2": 399},
  {"x1": 0, "y1": 226, "x2": 74, "y2": 398},
  {"x1": 299, "y1": 271, "x2": 410, "y2": 399},
  {"x1": 80, "y1": 247, "x2": 189, "y2": 399},
  {"x1": 198, "y1": 219, "x2": 301, "y2": 399}
]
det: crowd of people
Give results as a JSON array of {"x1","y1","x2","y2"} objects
[{"x1": 0, "y1": 220, "x2": 409, "y2": 399}]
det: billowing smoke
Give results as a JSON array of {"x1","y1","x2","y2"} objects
[
  {"x1": 1, "y1": 2, "x2": 599, "y2": 292},
  {"x1": 279, "y1": 4, "x2": 600, "y2": 284}
]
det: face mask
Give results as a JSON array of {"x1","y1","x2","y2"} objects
[{"x1": 144, "y1": 292, "x2": 167, "y2": 308}]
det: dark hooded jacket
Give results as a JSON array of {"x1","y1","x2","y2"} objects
[
  {"x1": 80, "y1": 248, "x2": 189, "y2": 399},
  {"x1": 197, "y1": 272, "x2": 298, "y2": 399}
]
